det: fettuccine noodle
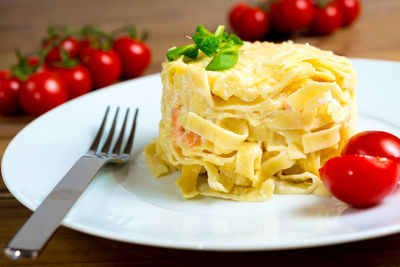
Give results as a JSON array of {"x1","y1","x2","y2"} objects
[{"x1": 145, "y1": 41, "x2": 357, "y2": 201}]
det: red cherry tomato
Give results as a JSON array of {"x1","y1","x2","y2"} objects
[
  {"x1": 27, "y1": 56, "x2": 39, "y2": 67},
  {"x1": 337, "y1": 0, "x2": 361, "y2": 26},
  {"x1": 269, "y1": 2, "x2": 286, "y2": 33},
  {"x1": 43, "y1": 37, "x2": 80, "y2": 65},
  {"x1": 0, "y1": 70, "x2": 10, "y2": 80},
  {"x1": 0, "y1": 74, "x2": 21, "y2": 115},
  {"x1": 310, "y1": 2, "x2": 342, "y2": 35},
  {"x1": 343, "y1": 131, "x2": 400, "y2": 163},
  {"x1": 19, "y1": 71, "x2": 68, "y2": 116},
  {"x1": 27, "y1": 56, "x2": 50, "y2": 72},
  {"x1": 319, "y1": 155, "x2": 400, "y2": 208},
  {"x1": 83, "y1": 49, "x2": 122, "y2": 89},
  {"x1": 228, "y1": 3, "x2": 249, "y2": 32},
  {"x1": 79, "y1": 45, "x2": 97, "y2": 63},
  {"x1": 78, "y1": 40, "x2": 95, "y2": 61},
  {"x1": 53, "y1": 65, "x2": 92, "y2": 99},
  {"x1": 79, "y1": 40, "x2": 91, "y2": 52},
  {"x1": 230, "y1": 6, "x2": 269, "y2": 41},
  {"x1": 270, "y1": 0, "x2": 313, "y2": 33},
  {"x1": 113, "y1": 36, "x2": 152, "y2": 78}
]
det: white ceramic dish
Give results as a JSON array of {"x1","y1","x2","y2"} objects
[{"x1": 3, "y1": 58, "x2": 400, "y2": 251}]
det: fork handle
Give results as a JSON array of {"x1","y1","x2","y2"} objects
[{"x1": 4, "y1": 156, "x2": 108, "y2": 259}]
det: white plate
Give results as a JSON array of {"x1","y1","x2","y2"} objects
[{"x1": 3, "y1": 58, "x2": 400, "y2": 251}]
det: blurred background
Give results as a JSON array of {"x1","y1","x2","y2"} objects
[
  {"x1": 0, "y1": 0, "x2": 399, "y2": 76},
  {"x1": 1, "y1": 0, "x2": 400, "y2": 120}
]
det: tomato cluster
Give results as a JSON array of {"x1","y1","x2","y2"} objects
[
  {"x1": 319, "y1": 131, "x2": 400, "y2": 208},
  {"x1": 0, "y1": 25, "x2": 151, "y2": 117},
  {"x1": 228, "y1": 0, "x2": 361, "y2": 40}
]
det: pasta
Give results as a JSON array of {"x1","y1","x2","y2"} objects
[{"x1": 145, "y1": 41, "x2": 357, "y2": 201}]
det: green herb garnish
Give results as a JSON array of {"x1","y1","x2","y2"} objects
[
  {"x1": 192, "y1": 25, "x2": 222, "y2": 57},
  {"x1": 206, "y1": 40, "x2": 239, "y2": 71},
  {"x1": 166, "y1": 25, "x2": 243, "y2": 71},
  {"x1": 167, "y1": 44, "x2": 198, "y2": 61}
]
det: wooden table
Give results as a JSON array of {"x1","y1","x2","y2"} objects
[{"x1": 1, "y1": 0, "x2": 400, "y2": 265}]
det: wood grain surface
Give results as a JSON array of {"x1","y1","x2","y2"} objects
[{"x1": 1, "y1": 0, "x2": 400, "y2": 265}]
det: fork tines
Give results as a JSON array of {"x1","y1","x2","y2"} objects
[{"x1": 88, "y1": 106, "x2": 139, "y2": 158}]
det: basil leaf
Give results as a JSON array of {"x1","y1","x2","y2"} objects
[
  {"x1": 195, "y1": 24, "x2": 213, "y2": 37},
  {"x1": 206, "y1": 39, "x2": 241, "y2": 71},
  {"x1": 206, "y1": 50, "x2": 239, "y2": 71},
  {"x1": 229, "y1": 33, "x2": 244, "y2": 45},
  {"x1": 221, "y1": 32, "x2": 229, "y2": 41},
  {"x1": 166, "y1": 44, "x2": 198, "y2": 61},
  {"x1": 168, "y1": 24, "x2": 244, "y2": 71},
  {"x1": 220, "y1": 39, "x2": 235, "y2": 49},
  {"x1": 192, "y1": 25, "x2": 221, "y2": 57}
]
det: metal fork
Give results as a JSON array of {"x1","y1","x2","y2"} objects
[{"x1": 4, "y1": 106, "x2": 139, "y2": 260}]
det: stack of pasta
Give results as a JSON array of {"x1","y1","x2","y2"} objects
[{"x1": 145, "y1": 41, "x2": 357, "y2": 201}]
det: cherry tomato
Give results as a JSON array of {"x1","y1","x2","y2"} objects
[
  {"x1": 269, "y1": 2, "x2": 287, "y2": 33},
  {"x1": 19, "y1": 71, "x2": 68, "y2": 116},
  {"x1": 27, "y1": 56, "x2": 50, "y2": 72},
  {"x1": 79, "y1": 44, "x2": 96, "y2": 63},
  {"x1": 270, "y1": 0, "x2": 313, "y2": 33},
  {"x1": 78, "y1": 40, "x2": 95, "y2": 61},
  {"x1": 113, "y1": 36, "x2": 151, "y2": 79},
  {"x1": 310, "y1": 2, "x2": 342, "y2": 35},
  {"x1": 83, "y1": 49, "x2": 122, "y2": 89},
  {"x1": 27, "y1": 56, "x2": 39, "y2": 67},
  {"x1": 43, "y1": 37, "x2": 80, "y2": 65},
  {"x1": 53, "y1": 65, "x2": 92, "y2": 99},
  {"x1": 319, "y1": 155, "x2": 400, "y2": 208},
  {"x1": 0, "y1": 70, "x2": 10, "y2": 80},
  {"x1": 228, "y1": 3, "x2": 249, "y2": 32},
  {"x1": 0, "y1": 74, "x2": 21, "y2": 115},
  {"x1": 343, "y1": 131, "x2": 400, "y2": 163},
  {"x1": 79, "y1": 39, "x2": 91, "y2": 52},
  {"x1": 337, "y1": 0, "x2": 361, "y2": 26},
  {"x1": 229, "y1": 6, "x2": 269, "y2": 41}
]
